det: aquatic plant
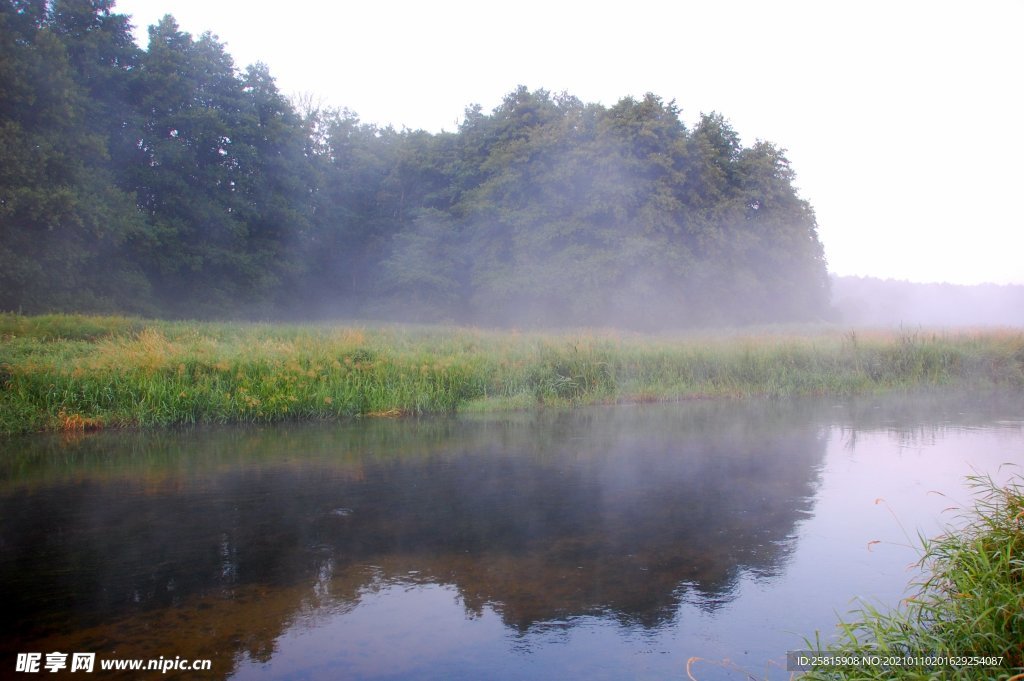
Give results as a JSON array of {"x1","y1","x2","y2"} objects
[{"x1": 801, "y1": 473, "x2": 1024, "y2": 680}]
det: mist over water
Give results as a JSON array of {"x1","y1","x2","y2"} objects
[{"x1": 2, "y1": 393, "x2": 1023, "y2": 679}]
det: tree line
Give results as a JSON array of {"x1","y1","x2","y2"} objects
[{"x1": 1, "y1": 0, "x2": 830, "y2": 328}]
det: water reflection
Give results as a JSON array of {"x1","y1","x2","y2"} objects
[{"x1": 1, "y1": 391, "x2": 1021, "y2": 679}]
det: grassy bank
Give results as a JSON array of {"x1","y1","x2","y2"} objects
[
  {"x1": 802, "y1": 474, "x2": 1024, "y2": 680},
  {"x1": 1, "y1": 313, "x2": 1023, "y2": 434}
]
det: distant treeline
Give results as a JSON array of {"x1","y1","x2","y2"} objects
[
  {"x1": 832, "y1": 276, "x2": 1024, "y2": 327},
  {"x1": 1, "y1": 1, "x2": 829, "y2": 327}
]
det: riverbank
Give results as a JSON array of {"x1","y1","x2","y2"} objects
[
  {"x1": 801, "y1": 473, "x2": 1024, "y2": 680},
  {"x1": 1, "y1": 314, "x2": 1022, "y2": 434}
]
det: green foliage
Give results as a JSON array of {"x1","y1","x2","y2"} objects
[
  {"x1": 0, "y1": 1, "x2": 146, "y2": 313},
  {"x1": 1, "y1": 315, "x2": 1021, "y2": 435},
  {"x1": 130, "y1": 17, "x2": 309, "y2": 314},
  {"x1": 525, "y1": 342, "x2": 616, "y2": 402},
  {"x1": 0, "y1": 312, "x2": 145, "y2": 340},
  {"x1": 378, "y1": 89, "x2": 829, "y2": 327},
  {"x1": 1, "y1": 3, "x2": 829, "y2": 327}
]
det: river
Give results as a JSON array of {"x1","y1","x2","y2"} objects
[{"x1": 1, "y1": 391, "x2": 1021, "y2": 679}]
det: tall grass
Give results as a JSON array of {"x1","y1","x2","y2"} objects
[
  {"x1": 802, "y1": 473, "x2": 1024, "y2": 680},
  {"x1": 1, "y1": 314, "x2": 1022, "y2": 434}
]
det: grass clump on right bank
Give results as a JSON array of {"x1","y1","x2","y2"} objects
[{"x1": 802, "y1": 473, "x2": 1024, "y2": 680}]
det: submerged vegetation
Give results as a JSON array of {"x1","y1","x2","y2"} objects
[
  {"x1": 802, "y1": 473, "x2": 1024, "y2": 681},
  {"x1": 1, "y1": 314, "x2": 1022, "y2": 435}
]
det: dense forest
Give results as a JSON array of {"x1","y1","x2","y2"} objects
[{"x1": 1, "y1": 0, "x2": 830, "y2": 328}]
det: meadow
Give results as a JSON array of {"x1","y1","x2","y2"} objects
[{"x1": 1, "y1": 313, "x2": 1023, "y2": 435}]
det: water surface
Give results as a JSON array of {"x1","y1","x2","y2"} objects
[{"x1": 1, "y1": 392, "x2": 1021, "y2": 679}]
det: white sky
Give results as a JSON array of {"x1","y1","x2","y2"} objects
[{"x1": 114, "y1": 0, "x2": 1024, "y2": 285}]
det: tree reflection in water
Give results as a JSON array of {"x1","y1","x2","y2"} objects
[{"x1": 4, "y1": 393, "x2": 1016, "y2": 679}]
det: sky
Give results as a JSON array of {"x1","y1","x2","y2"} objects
[{"x1": 114, "y1": 0, "x2": 1024, "y2": 286}]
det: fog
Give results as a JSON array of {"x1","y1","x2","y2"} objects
[
  {"x1": 832, "y1": 276, "x2": 1024, "y2": 328},
  {"x1": 4, "y1": 3, "x2": 1021, "y2": 332}
]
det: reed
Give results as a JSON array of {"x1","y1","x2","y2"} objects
[
  {"x1": 1, "y1": 314, "x2": 1022, "y2": 434},
  {"x1": 801, "y1": 473, "x2": 1024, "y2": 680}
]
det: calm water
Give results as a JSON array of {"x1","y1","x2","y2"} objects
[{"x1": 1, "y1": 392, "x2": 1022, "y2": 680}]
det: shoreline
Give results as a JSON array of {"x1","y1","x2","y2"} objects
[
  {"x1": 2, "y1": 314, "x2": 1022, "y2": 436},
  {"x1": 801, "y1": 473, "x2": 1024, "y2": 680}
]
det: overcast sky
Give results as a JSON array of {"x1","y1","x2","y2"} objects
[{"x1": 114, "y1": 0, "x2": 1024, "y2": 285}]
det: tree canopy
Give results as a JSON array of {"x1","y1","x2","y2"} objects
[{"x1": 0, "y1": 1, "x2": 829, "y2": 327}]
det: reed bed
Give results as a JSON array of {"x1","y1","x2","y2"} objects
[
  {"x1": 1, "y1": 314, "x2": 1022, "y2": 434},
  {"x1": 801, "y1": 473, "x2": 1024, "y2": 680}
]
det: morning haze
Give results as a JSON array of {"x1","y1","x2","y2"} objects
[
  {"x1": 3, "y1": 4, "x2": 1024, "y2": 679},
  {"x1": 0, "y1": 4, "x2": 827, "y2": 327},
  {"x1": 3, "y1": 1, "x2": 1020, "y2": 328}
]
